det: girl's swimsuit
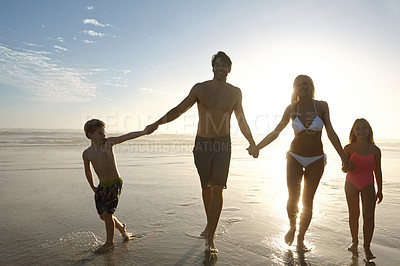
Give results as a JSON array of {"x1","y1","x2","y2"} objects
[
  {"x1": 346, "y1": 144, "x2": 375, "y2": 191},
  {"x1": 288, "y1": 100, "x2": 326, "y2": 168}
]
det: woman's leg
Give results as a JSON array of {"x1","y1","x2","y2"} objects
[
  {"x1": 298, "y1": 157, "x2": 325, "y2": 247},
  {"x1": 285, "y1": 154, "x2": 304, "y2": 245},
  {"x1": 345, "y1": 180, "x2": 360, "y2": 251},
  {"x1": 361, "y1": 184, "x2": 376, "y2": 260}
]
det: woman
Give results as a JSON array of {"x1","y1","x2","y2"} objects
[{"x1": 253, "y1": 75, "x2": 352, "y2": 249}]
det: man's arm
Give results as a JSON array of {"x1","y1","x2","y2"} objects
[
  {"x1": 233, "y1": 89, "x2": 258, "y2": 157},
  {"x1": 82, "y1": 151, "x2": 96, "y2": 193},
  {"x1": 149, "y1": 85, "x2": 198, "y2": 129}
]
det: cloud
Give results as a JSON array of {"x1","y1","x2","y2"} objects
[
  {"x1": 82, "y1": 40, "x2": 96, "y2": 44},
  {"x1": 83, "y1": 18, "x2": 113, "y2": 28},
  {"x1": 54, "y1": 45, "x2": 67, "y2": 51},
  {"x1": 139, "y1": 88, "x2": 166, "y2": 95},
  {"x1": 0, "y1": 44, "x2": 96, "y2": 102},
  {"x1": 87, "y1": 6, "x2": 94, "y2": 10},
  {"x1": 81, "y1": 30, "x2": 105, "y2": 37}
]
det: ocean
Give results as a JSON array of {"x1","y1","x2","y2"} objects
[{"x1": 0, "y1": 129, "x2": 399, "y2": 265}]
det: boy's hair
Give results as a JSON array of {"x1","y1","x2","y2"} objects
[
  {"x1": 349, "y1": 118, "x2": 375, "y2": 144},
  {"x1": 84, "y1": 119, "x2": 105, "y2": 139},
  {"x1": 291, "y1": 74, "x2": 315, "y2": 105},
  {"x1": 211, "y1": 51, "x2": 232, "y2": 70}
]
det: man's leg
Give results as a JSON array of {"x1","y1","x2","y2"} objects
[
  {"x1": 201, "y1": 187, "x2": 212, "y2": 237},
  {"x1": 206, "y1": 185, "x2": 223, "y2": 253}
]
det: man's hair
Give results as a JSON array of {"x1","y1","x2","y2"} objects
[
  {"x1": 84, "y1": 119, "x2": 105, "y2": 139},
  {"x1": 211, "y1": 51, "x2": 232, "y2": 69}
]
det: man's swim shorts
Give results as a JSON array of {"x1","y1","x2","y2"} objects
[
  {"x1": 193, "y1": 135, "x2": 231, "y2": 189},
  {"x1": 95, "y1": 178, "x2": 123, "y2": 215}
]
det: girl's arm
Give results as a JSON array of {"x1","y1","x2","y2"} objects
[
  {"x1": 342, "y1": 144, "x2": 352, "y2": 173},
  {"x1": 256, "y1": 105, "x2": 291, "y2": 150},
  {"x1": 374, "y1": 146, "x2": 383, "y2": 203}
]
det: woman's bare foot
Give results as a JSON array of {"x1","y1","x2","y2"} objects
[
  {"x1": 95, "y1": 242, "x2": 115, "y2": 254},
  {"x1": 200, "y1": 227, "x2": 209, "y2": 239},
  {"x1": 296, "y1": 236, "x2": 311, "y2": 252},
  {"x1": 121, "y1": 223, "x2": 139, "y2": 241},
  {"x1": 364, "y1": 247, "x2": 376, "y2": 261},
  {"x1": 284, "y1": 227, "x2": 296, "y2": 246}
]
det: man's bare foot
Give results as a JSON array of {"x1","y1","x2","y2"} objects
[
  {"x1": 205, "y1": 239, "x2": 218, "y2": 253},
  {"x1": 95, "y1": 242, "x2": 115, "y2": 254},
  {"x1": 284, "y1": 227, "x2": 296, "y2": 246},
  {"x1": 347, "y1": 243, "x2": 358, "y2": 253},
  {"x1": 364, "y1": 247, "x2": 376, "y2": 261}
]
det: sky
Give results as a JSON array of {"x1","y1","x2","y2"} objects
[{"x1": 0, "y1": 0, "x2": 399, "y2": 139}]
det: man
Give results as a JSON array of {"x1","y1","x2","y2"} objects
[{"x1": 148, "y1": 51, "x2": 258, "y2": 253}]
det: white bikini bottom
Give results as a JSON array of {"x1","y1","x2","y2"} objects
[{"x1": 287, "y1": 151, "x2": 327, "y2": 168}]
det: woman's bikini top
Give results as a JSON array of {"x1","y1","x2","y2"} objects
[{"x1": 292, "y1": 100, "x2": 324, "y2": 133}]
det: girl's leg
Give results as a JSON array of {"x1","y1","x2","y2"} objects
[
  {"x1": 285, "y1": 155, "x2": 304, "y2": 245},
  {"x1": 361, "y1": 184, "x2": 376, "y2": 260},
  {"x1": 298, "y1": 157, "x2": 325, "y2": 247},
  {"x1": 345, "y1": 180, "x2": 360, "y2": 251}
]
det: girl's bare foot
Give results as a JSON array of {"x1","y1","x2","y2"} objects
[
  {"x1": 285, "y1": 227, "x2": 296, "y2": 246},
  {"x1": 364, "y1": 247, "x2": 376, "y2": 261},
  {"x1": 347, "y1": 243, "x2": 358, "y2": 253}
]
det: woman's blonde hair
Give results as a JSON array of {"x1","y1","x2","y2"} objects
[
  {"x1": 291, "y1": 75, "x2": 315, "y2": 105},
  {"x1": 349, "y1": 118, "x2": 375, "y2": 144}
]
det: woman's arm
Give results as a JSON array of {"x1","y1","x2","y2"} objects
[{"x1": 256, "y1": 105, "x2": 291, "y2": 150}]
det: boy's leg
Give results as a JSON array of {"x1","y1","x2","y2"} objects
[
  {"x1": 95, "y1": 213, "x2": 115, "y2": 253},
  {"x1": 345, "y1": 181, "x2": 360, "y2": 251}
]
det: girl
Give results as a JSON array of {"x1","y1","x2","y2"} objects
[{"x1": 343, "y1": 118, "x2": 383, "y2": 261}]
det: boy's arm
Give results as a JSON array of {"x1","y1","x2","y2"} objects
[
  {"x1": 107, "y1": 129, "x2": 149, "y2": 146},
  {"x1": 82, "y1": 151, "x2": 96, "y2": 193}
]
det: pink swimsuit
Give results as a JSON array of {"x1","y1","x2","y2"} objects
[{"x1": 346, "y1": 144, "x2": 375, "y2": 191}]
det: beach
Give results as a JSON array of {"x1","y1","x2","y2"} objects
[{"x1": 0, "y1": 129, "x2": 399, "y2": 265}]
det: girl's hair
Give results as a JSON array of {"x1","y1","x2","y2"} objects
[
  {"x1": 349, "y1": 118, "x2": 375, "y2": 144},
  {"x1": 291, "y1": 74, "x2": 315, "y2": 105}
]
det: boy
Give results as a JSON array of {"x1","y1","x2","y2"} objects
[{"x1": 83, "y1": 119, "x2": 153, "y2": 253}]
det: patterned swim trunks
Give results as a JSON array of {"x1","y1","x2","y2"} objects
[{"x1": 95, "y1": 178, "x2": 123, "y2": 215}]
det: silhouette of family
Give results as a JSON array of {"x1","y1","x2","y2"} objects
[{"x1": 83, "y1": 51, "x2": 383, "y2": 261}]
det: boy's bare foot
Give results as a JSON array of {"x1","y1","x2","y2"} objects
[
  {"x1": 205, "y1": 239, "x2": 218, "y2": 253},
  {"x1": 95, "y1": 242, "x2": 115, "y2": 254},
  {"x1": 364, "y1": 247, "x2": 376, "y2": 261},
  {"x1": 284, "y1": 227, "x2": 296, "y2": 246},
  {"x1": 121, "y1": 223, "x2": 140, "y2": 241}
]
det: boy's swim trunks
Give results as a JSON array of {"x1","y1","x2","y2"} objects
[
  {"x1": 95, "y1": 178, "x2": 123, "y2": 215},
  {"x1": 193, "y1": 135, "x2": 231, "y2": 189}
]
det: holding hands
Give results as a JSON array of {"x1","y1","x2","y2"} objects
[
  {"x1": 341, "y1": 159, "x2": 355, "y2": 173},
  {"x1": 247, "y1": 144, "x2": 259, "y2": 158},
  {"x1": 144, "y1": 122, "x2": 159, "y2": 135}
]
